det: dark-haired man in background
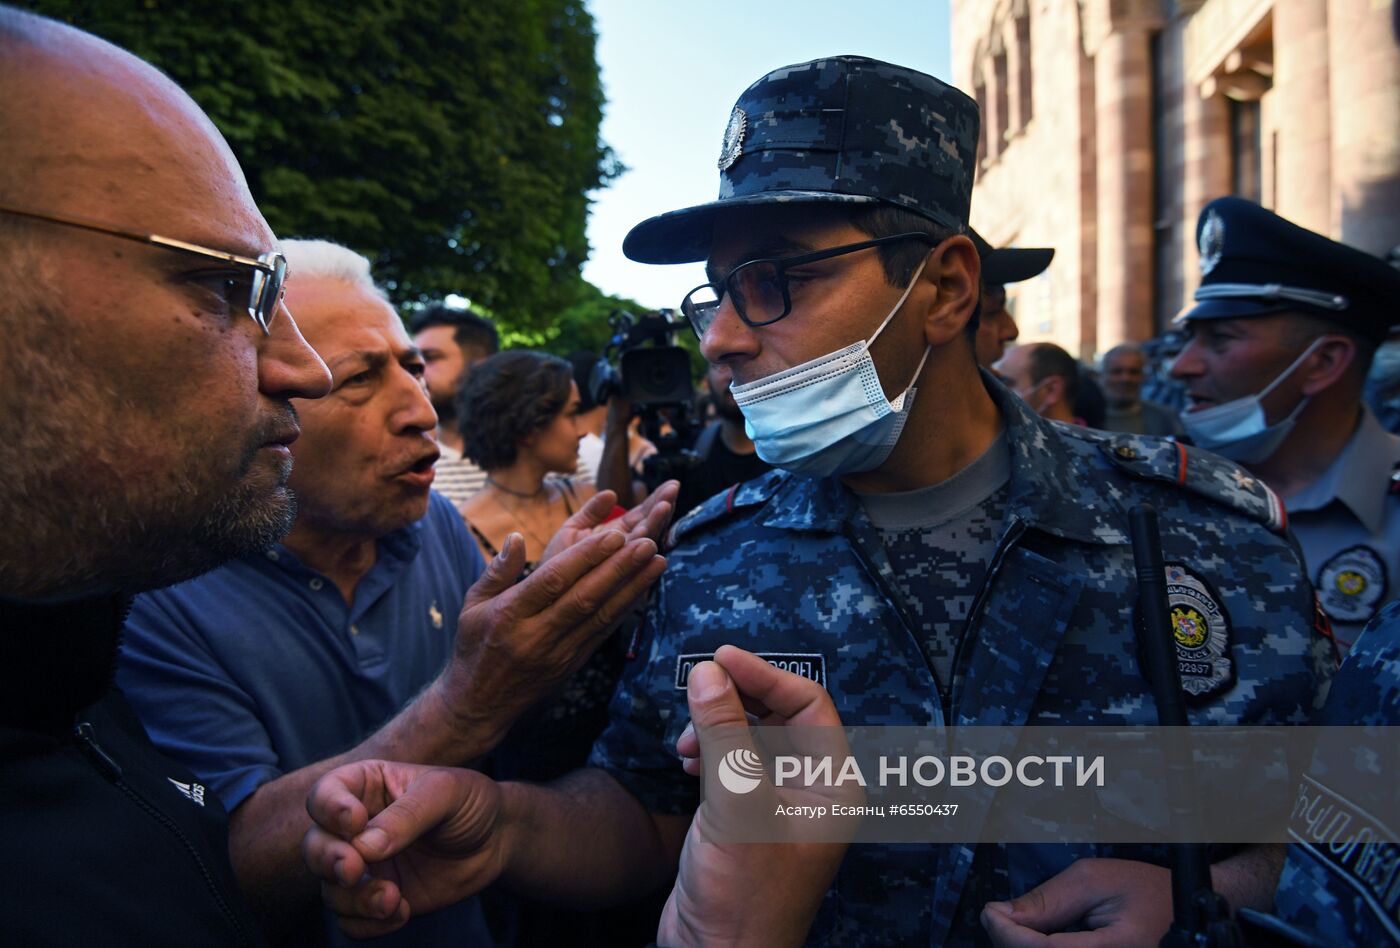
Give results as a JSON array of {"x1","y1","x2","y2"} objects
[{"x1": 413, "y1": 303, "x2": 499, "y2": 506}]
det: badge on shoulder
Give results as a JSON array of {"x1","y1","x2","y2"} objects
[{"x1": 1316, "y1": 545, "x2": 1387, "y2": 624}]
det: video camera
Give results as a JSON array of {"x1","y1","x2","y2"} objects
[{"x1": 589, "y1": 309, "x2": 702, "y2": 488}]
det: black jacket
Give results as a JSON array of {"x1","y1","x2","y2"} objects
[{"x1": 0, "y1": 593, "x2": 265, "y2": 946}]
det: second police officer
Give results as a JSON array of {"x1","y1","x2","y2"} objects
[{"x1": 1171, "y1": 195, "x2": 1400, "y2": 655}]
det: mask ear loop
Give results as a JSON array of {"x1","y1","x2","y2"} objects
[
  {"x1": 871, "y1": 257, "x2": 933, "y2": 411},
  {"x1": 1257, "y1": 336, "x2": 1329, "y2": 401},
  {"x1": 866, "y1": 256, "x2": 930, "y2": 345}
]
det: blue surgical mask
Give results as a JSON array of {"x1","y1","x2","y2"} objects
[
  {"x1": 1178, "y1": 337, "x2": 1324, "y2": 463},
  {"x1": 729, "y1": 260, "x2": 929, "y2": 478}
]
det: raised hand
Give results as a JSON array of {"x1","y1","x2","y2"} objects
[
  {"x1": 433, "y1": 519, "x2": 667, "y2": 747},
  {"x1": 660, "y1": 645, "x2": 856, "y2": 948}
]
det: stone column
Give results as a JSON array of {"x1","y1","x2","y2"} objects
[
  {"x1": 1180, "y1": 88, "x2": 1230, "y2": 283},
  {"x1": 1272, "y1": 0, "x2": 1332, "y2": 233},
  {"x1": 1094, "y1": 26, "x2": 1157, "y2": 349},
  {"x1": 1328, "y1": 0, "x2": 1400, "y2": 256}
]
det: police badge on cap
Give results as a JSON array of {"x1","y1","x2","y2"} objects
[{"x1": 717, "y1": 107, "x2": 746, "y2": 171}]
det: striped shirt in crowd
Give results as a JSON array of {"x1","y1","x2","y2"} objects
[{"x1": 433, "y1": 443, "x2": 488, "y2": 507}]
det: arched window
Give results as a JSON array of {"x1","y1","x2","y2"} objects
[{"x1": 1012, "y1": 2, "x2": 1033, "y2": 127}]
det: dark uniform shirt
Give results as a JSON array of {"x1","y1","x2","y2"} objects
[{"x1": 590, "y1": 374, "x2": 1335, "y2": 946}]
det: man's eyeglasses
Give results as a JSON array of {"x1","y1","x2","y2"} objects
[
  {"x1": 0, "y1": 204, "x2": 286, "y2": 335},
  {"x1": 680, "y1": 232, "x2": 937, "y2": 337}
]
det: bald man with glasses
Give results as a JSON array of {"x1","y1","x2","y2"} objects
[{"x1": 0, "y1": 7, "x2": 668, "y2": 945}]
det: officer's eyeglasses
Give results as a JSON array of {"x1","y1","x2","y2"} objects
[
  {"x1": 680, "y1": 232, "x2": 936, "y2": 337},
  {"x1": 0, "y1": 204, "x2": 286, "y2": 335}
]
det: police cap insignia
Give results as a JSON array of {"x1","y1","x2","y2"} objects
[
  {"x1": 1137, "y1": 564, "x2": 1236, "y2": 703},
  {"x1": 717, "y1": 106, "x2": 746, "y2": 171},
  {"x1": 1198, "y1": 208, "x2": 1224, "y2": 276},
  {"x1": 1316, "y1": 545, "x2": 1388, "y2": 624}
]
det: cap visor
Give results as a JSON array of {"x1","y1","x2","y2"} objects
[
  {"x1": 982, "y1": 247, "x2": 1054, "y2": 285},
  {"x1": 1174, "y1": 298, "x2": 1293, "y2": 325},
  {"x1": 623, "y1": 191, "x2": 882, "y2": 265}
]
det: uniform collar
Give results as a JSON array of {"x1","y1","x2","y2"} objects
[
  {"x1": 990, "y1": 372, "x2": 1126, "y2": 544},
  {"x1": 757, "y1": 371, "x2": 1121, "y2": 545},
  {"x1": 1286, "y1": 407, "x2": 1400, "y2": 534}
]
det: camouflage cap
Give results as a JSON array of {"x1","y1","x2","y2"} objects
[{"x1": 623, "y1": 56, "x2": 980, "y2": 265}]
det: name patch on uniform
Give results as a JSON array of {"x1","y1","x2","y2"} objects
[
  {"x1": 674, "y1": 652, "x2": 826, "y2": 690},
  {"x1": 1164, "y1": 563, "x2": 1235, "y2": 702},
  {"x1": 1316, "y1": 545, "x2": 1388, "y2": 625},
  {"x1": 1287, "y1": 774, "x2": 1400, "y2": 942}
]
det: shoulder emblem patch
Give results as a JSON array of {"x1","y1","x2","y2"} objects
[
  {"x1": 1316, "y1": 545, "x2": 1388, "y2": 624},
  {"x1": 1164, "y1": 563, "x2": 1235, "y2": 702}
]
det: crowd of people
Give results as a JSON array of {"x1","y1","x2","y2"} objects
[{"x1": 3, "y1": 6, "x2": 1398, "y2": 948}]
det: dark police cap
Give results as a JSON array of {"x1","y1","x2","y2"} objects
[
  {"x1": 970, "y1": 229, "x2": 1055, "y2": 286},
  {"x1": 623, "y1": 56, "x2": 979, "y2": 265},
  {"x1": 1178, "y1": 196, "x2": 1400, "y2": 341}
]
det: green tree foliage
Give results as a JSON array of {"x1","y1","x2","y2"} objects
[{"x1": 22, "y1": 0, "x2": 620, "y2": 329}]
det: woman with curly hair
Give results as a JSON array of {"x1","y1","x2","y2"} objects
[{"x1": 456, "y1": 350, "x2": 597, "y2": 573}]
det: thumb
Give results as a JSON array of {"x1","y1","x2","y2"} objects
[
  {"x1": 980, "y1": 902, "x2": 1048, "y2": 948},
  {"x1": 464, "y1": 533, "x2": 526, "y2": 609},
  {"x1": 352, "y1": 769, "x2": 473, "y2": 863},
  {"x1": 984, "y1": 868, "x2": 1100, "y2": 934},
  {"x1": 686, "y1": 660, "x2": 748, "y2": 736}
]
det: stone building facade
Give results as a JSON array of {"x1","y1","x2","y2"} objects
[{"x1": 952, "y1": 0, "x2": 1400, "y2": 359}]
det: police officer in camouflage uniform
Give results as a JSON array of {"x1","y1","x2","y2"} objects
[
  {"x1": 586, "y1": 57, "x2": 1333, "y2": 945},
  {"x1": 1171, "y1": 197, "x2": 1400, "y2": 655}
]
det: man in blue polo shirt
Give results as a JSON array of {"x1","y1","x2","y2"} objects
[{"x1": 117, "y1": 238, "x2": 673, "y2": 945}]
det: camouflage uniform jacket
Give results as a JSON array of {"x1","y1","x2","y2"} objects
[
  {"x1": 1273, "y1": 599, "x2": 1400, "y2": 945},
  {"x1": 591, "y1": 378, "x2": 1335, "y2": 946}
]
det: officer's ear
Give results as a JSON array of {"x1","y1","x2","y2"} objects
[
  {"x1": 1299, "y1": 335, "x2": 1358, "y2": 396},
  {"x1": 920, "y1": 234, "x2": 979, "y2": 347}
]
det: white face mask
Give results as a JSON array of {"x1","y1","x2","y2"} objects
[
  {"x1": 729, "y1": 259, "x2": 929, "y2": 478},
  {"x1": 1178, "y1": 337, "x2": 1325, "y2": 463}
]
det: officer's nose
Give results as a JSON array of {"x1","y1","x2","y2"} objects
[{"x1": 699, "y1": 292, "x2": 759, "y2": 366}]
